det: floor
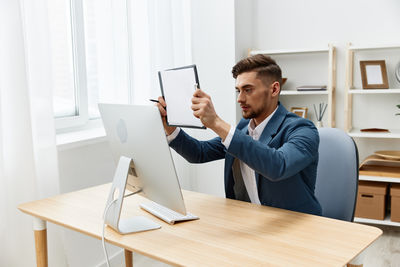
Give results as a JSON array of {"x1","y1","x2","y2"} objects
[{"x1": 364, "y1": 225, "x2": 400, "y2": 267}]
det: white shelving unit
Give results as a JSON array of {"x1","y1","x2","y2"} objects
[
  {"x1": 249, "y1": 44, "x2": 337, "y2": 127},
  {"x1": 359, "y1": 175, "x2": 400, "y2": 184},
  {"x1": 344, "y1": 43, "x2": 400, "y2": 138},
  {"x1": 348, "y1": 88, "x2": 400, "y2": 94},
  {"x1": 280, "y1": 90, "x2": 329, "y2": 96},
  {"x1": 345, "y1": 43, "x2": 400, "y2": 227},
  {"x1": 348, "y1": 129, "x2": 400, "y2": 139},
  {"x1": 249, "y1": 47, "x2": 329, "y2": 55},
  {"x1": 349, "y1": 43, "x2": 400, "y2": 51},
  {"x1": 354, "y1": 215, "x2": 400, "y2": 227}
]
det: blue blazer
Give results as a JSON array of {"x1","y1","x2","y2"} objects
[{"x1": 169, "y1": 104, "x2": 322, "y2": 215}]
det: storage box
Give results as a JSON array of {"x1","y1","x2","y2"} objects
[
  {"x1": 355, "y1": 181, "x2": 387, "y2": 220},
  {"x1": 390, "y1": 184, "x2": 400, "y2": 222}
]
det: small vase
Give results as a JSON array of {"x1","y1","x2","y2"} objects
[{"x1": 316, "y1": 121, "x2": 323, "y2": 128}]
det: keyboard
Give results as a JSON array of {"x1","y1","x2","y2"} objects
[{"x1": 140, "y1": 201, "x2": 199, "y2": 225}]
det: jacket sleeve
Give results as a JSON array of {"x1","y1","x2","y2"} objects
[
  {"x1": 169, "y1": 129, "x2": 226, "y2": 163},
  {"x1": 226, "y1": 120, "x2": 319, "y2": 181}
]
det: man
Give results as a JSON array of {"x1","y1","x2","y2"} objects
[{"x1": 157, "y1": 54, "x2": 322, "y2": 215}]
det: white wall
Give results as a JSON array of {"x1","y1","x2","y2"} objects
[
  {"x1": 250, "y1": 0, "x2": 400, "y2": 160},
  {"x1": 234, "y1": 0, "x2": 254, "y2": 123},
  {"x1": 56, "y1": 142, "x2": 118, "y2": 267},
  {"x1": 184, "y1": 0, "x2": 236, "y2": 197}
]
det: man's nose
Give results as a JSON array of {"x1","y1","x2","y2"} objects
[{"x1": 237, "y1": 91, "x2": 244, "y2": 103}]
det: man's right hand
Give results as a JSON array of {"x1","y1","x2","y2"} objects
[{"x1": 156, "y1": 96, "x2": 176, "y2": 135}]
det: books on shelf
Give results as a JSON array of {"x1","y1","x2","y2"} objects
[{"x1": 296, "y1": 85, "x2": 327, "y2": 91}]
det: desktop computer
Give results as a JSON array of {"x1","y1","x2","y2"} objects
[{"x1": 99, "y1": 104, "x2": 198, "y2": 234}]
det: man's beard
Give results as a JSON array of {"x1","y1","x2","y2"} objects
[
  {"x1": 242, "y1": 110, "x2": 258, "y2": 119},
  {"x1": 242, "y1": 104, "x2": 266, "y2": 119}
]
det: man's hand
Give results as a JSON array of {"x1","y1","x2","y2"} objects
[
  {"x1": 191, "y1": 89, "x2": 218, "y2": 128},
  {"x1": 156, "y1": 96, "x2": 176, "y2": 135},
  {"x1": 191, "y1": 89, "x2": 231, "y2": 140}
]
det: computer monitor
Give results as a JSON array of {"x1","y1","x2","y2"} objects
[{"x1": 99, "y1": 103, "x2": 187, "y2": 215}]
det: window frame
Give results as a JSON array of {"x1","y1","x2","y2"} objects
[
  {"x1": 55, "y1": 0, "x2": 89, "y2": 131},
  {"x1": 55, "y1": 0, "x2": 135, "y2": 132}
]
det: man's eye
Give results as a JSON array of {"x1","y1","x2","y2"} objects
[{"x1": 245, "y1": 88, "x2": 252, "y2": 93}]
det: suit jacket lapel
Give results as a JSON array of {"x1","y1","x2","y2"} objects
[
  {"x1": 256, "y1": 103, "x2": 288, "y2": 187},
  {"x1": 259, "y1": 103, "x2": 287, "y2": 144},
  {"x1": 226, "y1": 122, "x2": 250, "y2": 199}
]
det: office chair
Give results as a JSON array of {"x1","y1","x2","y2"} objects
[{"x1": 314, "y1": 128, "x2": 359, "y2": 222}]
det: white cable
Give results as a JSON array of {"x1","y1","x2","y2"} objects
[
  {"x1": 102, "y1": 198, "x2": 117, "y2": 267},
  {"x1": 102, "y1": 189, "x2": 142, "y2": 267}
]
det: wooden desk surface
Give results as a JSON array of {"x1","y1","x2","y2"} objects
[{"x1": 19, "y1": 183, "x2": 382, "y2": 266}]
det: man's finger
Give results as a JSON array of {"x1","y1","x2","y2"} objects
[
  {"x1": 158, "y1": 96, "x2": 166, "y2": 107},
  {"x1": 193, "y1": 88, "x2": 207, "y2": 98},
  {"x1": 191, "y1": 96, "x2": 202, "y2": 104},
  {"x1": 193, "y1": 110, "x2": 201, "y2": 118},
  {"x1": 191, "y1": 103, "x2": 201, "y2": 111},
  {"x1": 157, "y1": 103, "x2": 167, "y2": 116}
]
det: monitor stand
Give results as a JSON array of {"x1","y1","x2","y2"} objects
[{"x1": 104, "y1": 156, "x2": 161, "y2": 234}]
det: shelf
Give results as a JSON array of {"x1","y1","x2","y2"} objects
[
  {"x1": 349, "y1": 89, "x2": 400, "y2": 94},
  {"x1": 345, "y1": 43, "x2": 400, "y2": 133},
  {"x1": 348, "y1": 128, "x2": 400, "y2": 139},
  {"x1": 280, "y1": 90, "x2": 329, "y2": 95},
  {"x1": 249, "y1": 47, "x2": 329, "y2": 56},
  {"x1": 349, "y1": 44, "x2": 400, "y2": 51},
  {"x1": 354, "y1": 215, "x2": 400, "y2": 227},
  {"x1": 359, "y1": 175, "x2": 400, "y2": 183},
  {"x1": 248, "y1": 44, "x2": 336, "y2": 128}
]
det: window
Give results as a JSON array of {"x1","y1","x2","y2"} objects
[
  {"x1": 48, "y1": 0, "x2": 77, "y2": 119},
  {"x1": 49, "y1": 0, "x2": 131, "y2": 130},
  {"x1": 82, "y1": 0, "x2": 131, "y2": 118},
  {"x1": 48, "y1": 0, "x2": 192, "y2": 131}
]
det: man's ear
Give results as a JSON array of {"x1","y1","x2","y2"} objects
[{"x1": 271, "y1": 81, "x2": 280, "y2": 97}]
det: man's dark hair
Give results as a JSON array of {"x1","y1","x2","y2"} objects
[{"x1": 232, "y1": 54, "x2": 282, "y2": 86}]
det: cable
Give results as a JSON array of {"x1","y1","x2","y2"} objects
[
  {"x1": 102, "y1": 198, "x2": 117, "y2": 267},
  {"x1": 102, "y1": 189, "x2": 143, "y2": 267}
]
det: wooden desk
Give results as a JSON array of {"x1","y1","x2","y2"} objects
[{"x1": 19, "y1": 183, "x2": 382, "y2": 266}]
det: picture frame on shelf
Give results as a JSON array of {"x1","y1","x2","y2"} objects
[
  {"x1": 291, "y1": 107, "x2": 308, "y2": 118},
  {"x1": 360, "y1": 60, "x2": 389, "y2": 89}
]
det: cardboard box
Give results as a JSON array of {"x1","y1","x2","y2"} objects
[
  {"x1": 390, "y1": 183, "x2": 400, "y2": 222},
  {"x1": 355, "y1": 181, "x2": 387, "y2": 220}
]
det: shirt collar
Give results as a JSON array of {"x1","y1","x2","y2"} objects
[{"x1": 248, "y1": 106, "x2": 278, "y2": 139}]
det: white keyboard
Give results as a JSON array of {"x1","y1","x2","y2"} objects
[{"x1": 140, "y1": 201, "x2": 199, "y2": 225}]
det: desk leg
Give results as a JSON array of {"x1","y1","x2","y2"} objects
[
  {"x1": 124, "y1": 249, "x2": 133, "y2": 267},
  {"x1": 33, "y1": 218, "x2": 48, "y2": 267},
  {"x1": 347, "y1": 249, "x2": 365, "y2": 267}
]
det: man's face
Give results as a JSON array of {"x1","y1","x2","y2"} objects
[{"x1": 235, "y1": 71, "x2": 279, "y2": 125}]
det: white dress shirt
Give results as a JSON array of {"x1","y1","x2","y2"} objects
[
  {"x1": 223, "y1": 107, "x2": 278, "y2": 204},
  {"x1": 166, "y1": 127, "x2": 181, "y2": 143}
]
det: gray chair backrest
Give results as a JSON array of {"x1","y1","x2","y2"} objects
[{"x1": 315, "y1": 128, "x2": 359, "y2": 221}]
